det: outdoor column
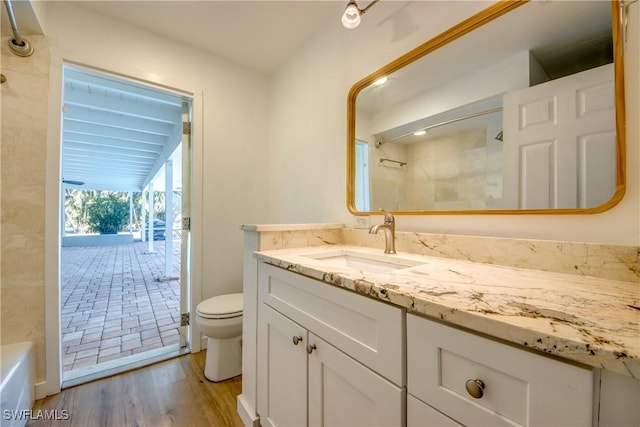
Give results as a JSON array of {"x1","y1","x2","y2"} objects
[
  {"x1": 164, "y1": 159, "x2": 174, "y2": 278},
  {"x1": 60, "y1": 185, "x2": 66, "y2": 244},
  {"x1": 129, "y1": 191, "x2": 133, "y2": 234},
  {"x1": 148, "y1": 182, "x2": 154, "y2": 253},
  {"x1": 141, "y1": 190, "x2": 146, "y2": 243}
]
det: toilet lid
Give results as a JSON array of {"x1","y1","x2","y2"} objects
[{"x1": 197, "y1": 293, "x2": 243, "y2": 318}]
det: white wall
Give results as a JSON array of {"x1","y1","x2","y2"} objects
[
  {"x1": 369, "y1": 51, "x2": 530, "y2": 135},
  {"x1": 269, "y1": 1, "x2": 640, "y2": 245},
  {"x1": 46, "y1": 2, "x2": 271, "y2": 294}
]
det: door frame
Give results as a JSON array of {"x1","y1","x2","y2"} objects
[{"x1": 43, "y1": 59, "x2": 203, "y2": 398}]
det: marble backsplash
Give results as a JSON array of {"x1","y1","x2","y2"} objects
[
  {"x1": 245, "y1": 224, "x2": 639, "y2": 283},
  {"x1": 344, "y1": 229, "x2": 639, "y2": 282},
  {"x1": 244, "y1": 224, "x2": 344, "y2": 251}
]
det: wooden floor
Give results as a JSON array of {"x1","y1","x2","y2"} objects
[{"x1": 28, "y1": 352, "x2": 244, "y2": 427}]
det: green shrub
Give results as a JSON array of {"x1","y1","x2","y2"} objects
[{"x1": 86, "y1": 193, "x2": 129, "y2": 234}]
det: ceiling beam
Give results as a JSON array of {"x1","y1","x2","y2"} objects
[
  {"x1": 65, "y1": 89, "x2": 182, "y2": 124},
  {"x1": 65, "y1": 69, "x2": 184, "y2": 108},
  {"x1": 63, "y1": 143, "x2": 159, "y2": 160},
  {"x1": 61, "y1": 65, "x2": 185, "y2": 193},
  {"x1": 69, "y1": 180, "x2": 146, "y2": 192},
  {"x1": 64, "y1": 158, "x2": 151, "y2": 171},
  {"x1": 63, "y1": 165, "x2": 147, "y2": 176},
  {"x1": 64, "y1": 131, "x2": 164, "y2": 153},
  {"x1": 142, "y1": 123, "x2": 183, "y2": 189},
  {"x1": 64, "y1": 106, "x2": 175, "y2": 136},
  {"x1": 63, "y1": 120, "x2": 169, "y2": 145}
]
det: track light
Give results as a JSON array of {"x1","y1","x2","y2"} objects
[{"x1": 341, "y1": 0, "x2": 380, "y2": 29}]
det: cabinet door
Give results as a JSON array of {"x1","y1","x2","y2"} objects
[
  {"x1": 407, "y1": 394, "x2": 461, "y2": 427},
  {"x1": 308, "y1": 333, "x2": 404, "y2": 427},
  {"x1": 259, "y1": 263, "x2": 405, "y2": 386},
  {"x1": 258, "y1": 304, "x2": 308, "y2": 427}
]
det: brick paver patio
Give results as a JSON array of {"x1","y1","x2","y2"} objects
[{"x1": 61, "y1": 240, "x2": 181, "y2": 372}]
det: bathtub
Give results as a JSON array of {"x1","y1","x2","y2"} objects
[{"x1": 1, "y1": 342, "x2": 35, "y2": 427}]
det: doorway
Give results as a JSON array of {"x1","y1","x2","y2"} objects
[{"x1": 59, "y1": 65, "x2": 193, "y2": 386}]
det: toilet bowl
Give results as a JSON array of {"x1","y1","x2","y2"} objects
[{"x1": 195, "y1": 293, "x2": 243, "y2": 382}]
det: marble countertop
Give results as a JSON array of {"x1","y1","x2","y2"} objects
[{"x1": 254, "y1": 245, "x2": 640, "y2": 379}]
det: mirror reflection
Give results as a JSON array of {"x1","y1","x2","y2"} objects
[{"x1": 350, "y1": 1, "x2": 624, "y2": 214}]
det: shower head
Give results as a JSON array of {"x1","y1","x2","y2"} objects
[{"x1": 8, "y1": 37, "x2": 34, "y2": 57}]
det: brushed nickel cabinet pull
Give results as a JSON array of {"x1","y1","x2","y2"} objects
[
  {"x1": 465, "y1": 379, "x2": 485, "y2": 399},
  {"x1": 292, "y1": 336, "x2": 302, "y2": 345},
  {"x1": 306, "y1": 343, "x2": 317, "y2": 354}
]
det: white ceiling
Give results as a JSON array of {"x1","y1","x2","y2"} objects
[
  {"x1": 73, "y1": 0, "x2": 343, "y2": 74},
  {"x1": 62, "y1": 66, "x2": 185, "y2": 192}
]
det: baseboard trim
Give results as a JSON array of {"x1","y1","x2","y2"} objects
[
  {"x1": 237, "y1": 394, "x2": 260, "y2": 427},
  {"x1": 35, "y1": 381, "x2": 50, "y2": 400}
]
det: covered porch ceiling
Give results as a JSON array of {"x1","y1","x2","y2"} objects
[{"x1": 62, "y1": 66, "x2": 185, "y2": 192}]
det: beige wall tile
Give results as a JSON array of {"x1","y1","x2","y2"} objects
[{"x1": 1, "y1": 35, "x2": 50, "y2": 385}]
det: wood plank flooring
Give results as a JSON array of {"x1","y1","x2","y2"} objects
[{"x1": 27, "y1": 352, "x2": 244, "y2": 427}]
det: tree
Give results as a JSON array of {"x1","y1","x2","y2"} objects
[
  {"x1": 65, "y1": 189, "x2": 101, "y2": 233},
  {"x1": 85, "y1": 192, "x2": 129, "y2": 234}
]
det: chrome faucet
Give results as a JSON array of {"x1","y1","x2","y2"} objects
[{"x1": 369, "y1": 209, "x2": 396, "y2": 254}]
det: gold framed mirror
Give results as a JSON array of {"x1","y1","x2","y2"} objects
[{"x1": 347, "y1": 0, "x2": 625, "y2": 215}]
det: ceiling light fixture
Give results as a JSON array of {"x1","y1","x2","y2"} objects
[
  {"x1": 373, "y1": 76, "x2": 388, "y2": 86},
  {"x1": 341, "y1": 0, "x2": 380, "y2": 29},
  {"x1": 413, "y1": 130, "x2": 426, "y2": 136}
]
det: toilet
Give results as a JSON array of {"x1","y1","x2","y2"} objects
[{"x1": 195, "y1": 293, "x2": 243, "y2": 382}]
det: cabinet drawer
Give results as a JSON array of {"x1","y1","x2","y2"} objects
[
  {"x1": 407, "y1": 314, "x2": 593, "y2": 426},
  {"x1": 259, "y1": 263, "x2": 404, "y2": 385}
]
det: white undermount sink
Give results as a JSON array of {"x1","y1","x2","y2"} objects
[{"x1": 300, "y1": 250, "x2": 423, "y2": 274}]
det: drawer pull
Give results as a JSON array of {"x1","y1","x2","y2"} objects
[
  {"x1": 306, "y1": 343, "x2": 317, "y2": 354},
  {"x1": 292, "y1": 336, "x2": 303, "y2": 345},
  {"x1": 465, "y1": 379, "x2": 485, "y2": 399}
]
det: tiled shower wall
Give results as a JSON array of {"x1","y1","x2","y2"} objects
[
  {"x1": 1, "y1": 36, "x2": 50, "y2": 383},
  {"x1": 370, "y1": 127, "x2": 504, "y2": 212}
]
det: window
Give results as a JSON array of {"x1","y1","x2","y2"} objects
[{"x1": 354, "y1": 140, "x2": 371, "y2": 211}]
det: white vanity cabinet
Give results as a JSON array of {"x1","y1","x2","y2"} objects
[
  {"x1": 257, "y1": 305, "x2": 307, "y2": 427},
  {"x1": 407, "y1": 313, "x2": 594, "y2": 426},
  {"x1": 257, "y1": 263, "x2": 405, "y2": 427},
  {"x1": 407, "y1": 394, "x2": 461, "y2": 427}
]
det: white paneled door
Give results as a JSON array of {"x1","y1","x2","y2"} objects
[{"x1": 503, "y1": 63, "x2": 616, "y2": 209}]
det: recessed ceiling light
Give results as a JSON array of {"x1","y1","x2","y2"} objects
[{"x1": 373, "y1": 76, "x2": 388, "y2": 86}]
